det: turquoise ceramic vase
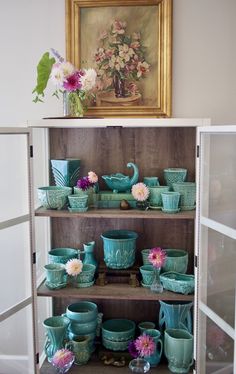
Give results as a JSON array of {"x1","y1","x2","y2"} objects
[
  {"x1": 51, "y1": 159, "x2": 81, "y2": 187},
  {"x1": 144, "y1": 329, "x2": 163, "y2": 367},
  {"x1": 43, "y1": 316, "x2": 70, "y2": 362},
  {"x1": 81, "y1": 241, "x2": 98, "y2": 271},
  {"x1": 164, "y1": 329, "x2": 193, "y2": 373},
  {"x1": 159, "y1": 301, "x2": 193, "y2": 333}
]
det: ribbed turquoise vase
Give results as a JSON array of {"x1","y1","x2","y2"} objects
[
  {"x1": 159, "y1": 301, "x2": 193, "y2": 333},
  {"x1": 43, "y1": 316, "x2": 70, "y2": 362},
  {"x1": 51, "y1": 158, "x2": 81, "y2": 187}
]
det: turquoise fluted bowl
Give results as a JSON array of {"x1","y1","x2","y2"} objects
[
  {"x1": 101, "y1": 229, "x2": 138, "y2": 269},
  {"x1": 102, "y1": 319, "x2": 136, "y2": 342}
]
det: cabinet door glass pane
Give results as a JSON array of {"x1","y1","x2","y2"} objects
[
  {"x1": 0, "y1": 304, "x2": 34, "y2": 374},
  {"x1": 199, "y1": 226, "x2": 235, "y2": 328},
  {"x1": 198, "y1": 313, "x2": 234, "y2": 374},
  {"x1": 201, "y1": 134, "x2": 236, "y2": 229},
  {"x1": 0, "y1": 222, "x2": 31, "y2": 314},
  {"x1": 0, "y1": 135, "x2": 29, "y2": 222}
]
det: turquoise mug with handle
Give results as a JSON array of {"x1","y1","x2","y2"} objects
[{"x1": 144, "y1": 328, "x2": 163, "y2": 367}]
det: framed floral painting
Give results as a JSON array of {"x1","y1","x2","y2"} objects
[{"x1": 66, "y1": 0, "x2": 172, "y2": 118}]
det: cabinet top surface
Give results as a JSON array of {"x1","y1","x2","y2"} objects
[{"x1": 28, "y1": 118, "x2": 211, "y2": 128}]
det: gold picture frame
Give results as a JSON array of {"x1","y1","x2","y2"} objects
[{"x1": 66, "y1": 0, "x2": 172, "y2": 118}]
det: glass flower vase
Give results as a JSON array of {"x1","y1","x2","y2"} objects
[
  {"x1": 129, "y1": 357, "x2": 150, "y2": 373},
  {"x1": 150, "y1": 267, "x2": 163, "y2": 293},
  {"x1": 63, "y1": 91, "x2": 85, "y2": 117}
]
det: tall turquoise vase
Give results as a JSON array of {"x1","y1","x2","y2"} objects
[
  {"x1": 159, "y1": 301, "x2": 193, "y2": 333},
  {"x1": 43, "y1": 316, "x2": 70, "y2": 362},
  {"x1": 81, "y1": 241, "x2": 98, "y2": 271},
  {"x1": 51, "y1": 158, "x2": 81, "y2": 187},
  {"x1": 144, "y1": 329, "x2": 163, "y2": 367}
]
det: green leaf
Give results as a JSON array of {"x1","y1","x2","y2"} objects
[{"x1": 32, "y1": 52, "x2": 55, "y2": 98}]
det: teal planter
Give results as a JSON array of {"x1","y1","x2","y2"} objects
[
  {"x1": 144, "y1": 329, "x2": 163, "y2": 367},
  {"x1": 66, "y1": 336, "x2": 91, "y2": 365},
  {"x1": 159, "y1": 301, "x2": 193, "y2": 334},
  {"x1": 138, "y1": 321, "x2": 155, "y2": 334},
  {"x1": 43, "y1": 316, "x2": 70, "y2": 362},
  {"x1": 161, "y1": 192, "x2": 180, "y2": 213},
  {"x1": 141, "y1": 249, "x2": 151, "y2": 265},
  {"x1": 76, "y1": 264, "x2": 96, "y2": 285},
  {"x1": 37, "y1": 186, "x2": 72, "y2": 210},
  {"x1": 48, "y1": 247, "x2": 78, "y2": 264},
  {"x1": 102, "y1": 319, "x2": 135, "y2": 342},
  {"x1": 172, "y1": 182, "x2": 196, "y2": 210},
  {"x1": 44, "y1": 263, "x2": 67, "y2": 289},
  {"x1": 162, "y1": 249, "x2": 188, "y2": 274},
  {"x1": 143, "y1": 176, "x2": 160, "y2": 187},
  {"x1": 163, "y1": 168, "x2": 187, "y2": 190},
  {"x1": 101, "y1": 230, "x2": 138, "y2": 269},
  {"x1": 51, "y1": 158, "x2": 81, "y2": 187},
  {"x1": 140, "y1": 265, "x2": 154, "y2": 286},
  {"x1": 148, "y1": 186, "x2": 169, "y2": 208},
  {"x1": 102, "y1": 162, "x2": 139, "y2": 193},
  {"x1": 160, "y1": 272, "x2": 195, "y2": 295},
  {"x1": 66, "y1": 302, "x2": 98, "y2": 323},
  {"x1": 164, "y1": 329, "x2": 193, "y2": 373}
]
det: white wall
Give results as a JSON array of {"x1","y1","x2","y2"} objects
[{"x1": 0, "y1": 0, "x2": 235, "y2": 125}]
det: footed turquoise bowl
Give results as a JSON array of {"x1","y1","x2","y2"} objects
[
  {"x1": 162, "y1": 249, "x2": 188, "y2": 274},
  {"x1": 160, "y1": 272, "x2": 195, "y2": 295},
  {"x1": 37, "y1": 186, "x2": 72, "y2": 210},
  {"x1": 76, "y1": 264, "x2": 96, "y2": 284},
  {"x1": 48, "y1": 247, "x2": 78, "y2": 264},
  {"x1": 102, "y1": 319, "x2": 135, "y2": 342},
  {"x1": 101, "y1": 230, "x2": 138, "y2": 269},
  {"x1": 140, "y1": 265, "x2": 154, "y2": 285},
  {"x1": 163, "y1": 168, "x2": 187, "y2": 190}
]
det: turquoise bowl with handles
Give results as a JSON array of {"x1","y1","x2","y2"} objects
[
  {"x1": 48, "y1": 247, "x2": 78, "y2": 264},
  {"x1": 101, "y1": 230, "x2": 138, "y2": 269},
  {"x1": 102, "y1": 319, "x2": 136, "y2": 342}
]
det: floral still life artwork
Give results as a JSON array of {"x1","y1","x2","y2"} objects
[{"x1": 32, "y1": 48, "x2": 97, "y2": 117}]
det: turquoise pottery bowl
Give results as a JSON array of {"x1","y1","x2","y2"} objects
[
  {"x1": 48, "y1": 247, "x2": 78, "y2": 264},
  {"x1": 102, "y1": 319, "x2": 135, "y2": 342},
  {"x1": 101, "y1": 230, "x2": 138, "y2": 269},
  {"x1": 161, "y1": 192, "x2": 180, "y2": 211},
  {"x1": 140, "y1": 265, "x2": 155, "y2": 285},
  {"x1": 76, "y1": 264, "x2": 96, "y2": 284},
  {"x1": 102, "y1": 337, "x2": 131, "y2": 351},
  {"x1": 138, "y1": 321, "x2": 156, "y2": 334},
  {"x1": 141, "y1": 249, "x2": 150, "y2": 265},
  {"x1": 37, "y1": 186, "x2": 72, "y2": 210},
  {"x1": 163, "y1": 168, "x2": 187, "y2": 190},
  {"x1": 148, "y1": 186, "x2": 170, "y2": 207},
  {"x1": 68, "y1": 194, "x2": 88, "y2": 209},
  {"x1": 172, "y1": 182, "x2": 196, "y2": 210},
  {"x1": 160, "y1": 272, "x2": 195, "y2": 295},
  {"x1": 69, "y1": 319, "x2": 97, "y2": 335},
  {"x1": 66, "y1": 301, "x2": 98, "y2": 323},
  {"x1": 162, "y1": 249, "x2": 188, "y2": 274}
]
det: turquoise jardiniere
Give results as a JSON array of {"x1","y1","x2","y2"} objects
[
  {"x1": 141, "y1": 249, "x2": 151, "y2": 265},
  {"x1": 102, "y1": 319, "x2": 135, "y2": 342},
  {"x1": 74, "y1": 186, "x2": 95, "y2": 207},
  {"x1": 75, "y1": 264, "x2": 96, "y2": 286},
  {"x1": 37, "y1": 186, "x2": 72, "y2": 210},
  {"x1": 138, "y1": 321, "x2": 156, "y2": 335},
  {"x1": 148, "y1": 186, "x2": 170, "y2": 208},
  {"x1": 68, "y1": 194, "x2": 88, "y2": 209},
  {"x1": 162, "y1": 249, "x2": 188, "y2": 274},
  {"x1": 143, "y1": 176, "x2": 160, "y2": 187},
  {"x1": 172, "y1": 182, "x2": 196, "y2": 210},
  {"x1": 164, "y1": 329, "x2": 194, "y2": 373},
  {"x1": 51, "y1": 158, "x2": 81, "y2": 187},
  {"x1": 163, "y1": 168, "x2": 187, "y2": 190},
  {"x1": 144, "y1": 329, "x2": 163, "y2": 367},
  {"x1": 159, "y1": 300, "x2": 193, "y2": 334},
  {"x1": 44, "y1": 263, "x2": 67, "y2": 289},
  {"x1": 48, "y1": 247, "x2": 78, "y2": 264},
  {"x1": 66, "y1": 301, "x2": 98, "y2": 323},
  {"x1": 161, "y1": 191, "x2": 180, "y2": 213},
  {"x1": 66, "y1": 336, "x2": 91, "y2": 365},
  {"x1": 160, "y1": 272, "x2": 195, "y2": 295},
  {"x1": 43, "y1": 316, "x2": 70, "y2": 362},
  {"x1": 101, "y1": 229, "x2": 138, "y2": 269},
  {"x1": 79, "y1": 241, "x2": 98, "y2": 271},
  {"x1": 140, "y1": 265, "x2": 154, "y2": 286},
  {"x1": 102, "y1": 162, "x2": 139, "y2": 193}
]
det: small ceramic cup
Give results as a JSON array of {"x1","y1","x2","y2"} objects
[
  {"x1": 140, "y1": 265, "x2": 155, "y2": 286},
  {"x1": 44, "y1": 263, "x2": 67, "y2": 289},
  {"x1": 161, "y1": 192, "x2": 180, "y2": 212},
  {"x1": 143, "y1": 177, "x2": 160, "y2": 187},
  {"x1": 138, "y1": 321, "x2": 156, "y2": 334}
]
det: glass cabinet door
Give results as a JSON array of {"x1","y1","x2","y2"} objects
[
  {"x1": 0, "y1": 129, "x2": 38, "y2": 374},
  {"x1": 196, "y1": 126, "x2": 236, "y2": 374}
]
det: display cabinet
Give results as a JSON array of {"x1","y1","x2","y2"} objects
[{"x1": 28, "y1": 117, "x2": 216, "y2": 374}]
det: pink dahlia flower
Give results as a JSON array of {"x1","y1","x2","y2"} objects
[
  {"x1": 63, "y1": 71, "x2": 83, "y2": 92},
  {"x1": 88, "y1": 171, "x2": 98, "y2": 184},
  {"x1": 52, "y1": 349, "x2": 74, "y2": 369},
  {"x1": 131, "y1": 183, "x2": 149, "y2": 202},
  {"x1": 148, "y1": 247, "x2": 166, "y2": 269},
  {"x1": 135, "y1": 334, "x2": 155, "y2": 357}
]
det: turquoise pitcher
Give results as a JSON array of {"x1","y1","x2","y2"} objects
[
  {"x1": 79, "y1": 241, "x2": 98, "y2": 271},
  {"x1": 144, "y1": 329, "x2": 163, "y2": 367},
  {"x1": 43, "y1": 316, "x2": 70, "y2": 362},
  {"x1": 159, "y1": 300, "x2": 193, "y2": 333}
]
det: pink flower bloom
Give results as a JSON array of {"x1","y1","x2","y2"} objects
[
  {"x1": 88, "y1": 171, "x2": 98, "y2": 184},
  {"x1": 112, "y1": 19, "x2": 126, "y2": 35},
  {"x1": 148, "y1": 247, "x2": 166, "y2": 269},
  {"x1": 65, "y1": 259, "x2": 83, "y2": 276},
  {"x1": 132, "y1": 183, "x2": 149, "y2": 202},
  {"x1": 135, "y1": 334, "x2": 155, "y2": 357},
  {"x1": 126, "y1": 81, "x2": 139, "y2": 95},
  {"x1": 52, "y1": 349, "x2": 74, "y2": 369},
  {"x1": 63, "y1": 71, "x2": 83, "y2": 92},
  {"x1": 137, "y1": 61, "x2": 150, "y2": 78},
  {"x1": 130, "y1": 41, "x2": 140, "y2": 49},
  {"x1": 99, "y1": 30, "x2": 108, "y2": 40}
]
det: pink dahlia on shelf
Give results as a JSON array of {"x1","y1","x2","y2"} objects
[
  {"x1": 131, "y1": 183, "x2": 149, "y2": 202},
  {"x1": 51, "y1": 348, "x2": 75, "y2": 369},
  {"x1": 63, "y1": 71, "x2": 83, "y2": 92},
  {"x1": 148, "y1": 247, "x2": 167, "y2": 269},
  {"x1": 88, "y1": 171, "x2": 98, "y2": 184},
  {"x1": 65, "y1": 258, "x2": 83, "y2": 276},
  {"x1": 134, "y1": 334, "x2": 155, "y2": 357}
]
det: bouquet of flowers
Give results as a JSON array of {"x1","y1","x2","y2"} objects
[
  {"x1": 76, "y1": 171, "x2": 98, "y2": 191},
  {"x1": 94, "y1": 20, "x2": 150, "y2": 97},
  {"x1": 32, "y1": 48, "x2": 97, "y2": 116},
  {"x1": 128, "y1": 334, "x2": 155, "y2": 373}
]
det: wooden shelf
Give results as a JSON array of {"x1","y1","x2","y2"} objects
[
  {"x1": 35, "y1": 207, "x2": 195, "y2": 220},
  {"x1": 37, "y1": 281, "x2": 194, "y2": 302}
]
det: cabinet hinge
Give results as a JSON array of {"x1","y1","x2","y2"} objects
[
  {"x1": 107, "y1": 126, "x2": 123, "y2": 128},
  {"x1": 35, "y1": 352, "x2": 39, "y2": 364},
  {"x1": 194, "y1": 255, "x2": 198, "y2": 267},
  {"x1": 30, "y1": 145, "x2": 33, "y2": 158},
  {"x1": 193, "y1": 358, "x2": 196, "y2": 371},
  {"x1": 32, "y1": 252, "x2": 36, "y2": 264},
  {"x1": 196, "y1": 145, "x2": 199, "y2": 158}
]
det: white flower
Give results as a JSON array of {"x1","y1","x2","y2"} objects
[
  {"x1": 65, "y1": 259, "x2": 83, "y2": 276},
  {"x1": 80, "y1": 68, "x2": 97, "y2": 91},
  {"x1": 132, "y1": 183, "x2": 150, "y2": 202},
  {"x1": 50, "y1": 63, "x2": 65, "y2": 87},
  {"x1": 137, "y1": 61, "x2": 150, "y2": 78},
  {"x1": 60, "y1": 61, "x2": 75, "y2": 78},
  {"x1": 88, "y1": 171, "x2": 98, "y2": 184}
]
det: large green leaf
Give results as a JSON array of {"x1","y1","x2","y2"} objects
[{"x1": 32, "y1": 52, "x2": 55, "y2": 97}]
